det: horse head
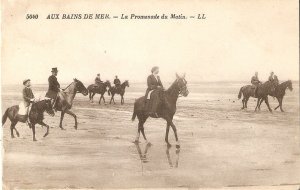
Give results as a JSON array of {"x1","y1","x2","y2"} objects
[
  {"x1": 176, "y1": 73, "x2": 189, "y2": 97},
  {"x1": 123, "y1": 80, "x2": 129, "y2": 88},
  {"x1": 105, "y1": 80, "x2": 111, "y2": 88},
  {"x1": 74, "y1": 78, "x2": 88, "y2": 96},
  {"x1": 287, "y1": 80, "x2": 293, "y2": 91}
]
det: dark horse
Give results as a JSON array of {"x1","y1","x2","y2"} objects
[
  {"x1": 131, "y1": 74, "x2": 189, "y2": 148},
  {"x1": 56, "y1": 79, "x2": 88, "y2": 130},
  {"x1": 259, "y1": 80, "x2": 293, "y2": 112},
  {"x1": 87, "y1": 81, "x2": 111, "y2": 104},
  {"x1": 2, "y1": 99, "x2": 54, "y2": 141},
  {"x1": 238, "y1": 81, "x2": 276, "y2": 112},
  {"x1": 108, "y1": 80, "x2": 129, "y2": 105}
]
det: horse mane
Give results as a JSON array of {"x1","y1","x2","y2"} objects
[{"x1": 166, "y1": 79, "x2": 179, "y2": 95}]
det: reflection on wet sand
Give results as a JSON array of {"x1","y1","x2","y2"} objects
[
  {"x1": 134, "y1": 142, "x2": 180, "y2": 168},
  {"x1": 166, "y1": 146, "x2": 180, "y2": 168}
]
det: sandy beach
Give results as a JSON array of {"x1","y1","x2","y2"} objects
[{"x1": 2, "y1": 81, "x2": 300, "y2": 189}]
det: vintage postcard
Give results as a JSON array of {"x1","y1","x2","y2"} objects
[{"x1": 1, "y1": 0, "x2": 299, "y2": 189}]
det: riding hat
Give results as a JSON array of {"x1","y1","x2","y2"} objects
[
  {"x1": 151, "y1": 66, "x2": 159, "y2": 73},
  {"x1": 23, "y1": 79, "x2": 30, "y2": 85},
  {"x1": 51, "y1": 67, "x2": 58, "y2": 73}
]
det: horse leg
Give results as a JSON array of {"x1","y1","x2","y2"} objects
[
  {"x1": 13, "y1": 124, "x2": 20, "y2": 137},
  {"x1": 165, "y1": 122, "x2": 171, "y2": 147},
  {"x1": 65, "y1": 110, "x2": 78, "y2": 129},
  {"x1": 140, "y1": 122, "x2": 148, "y2": 143},
  {"x1": 274, "y1": 97, "x2": 280, "y2": 110},
  {"x1": 99, "y1": 95, "x2": 102, "y2": 104},
  {"x1": 170, "y1": 121, "x2": 180, "y2": 149},
  {"x1": 255, "y1": 98, "x2": 260, "y2": 111},
  {"x1": 245, "y1": 97, "x2": 250, "y2": 108},
  {"x1": 257, "y1": 98, "x2": 264, "y2": 111},
  {"x1": 59, "y1": 111, "x2": 66, "y2": 130},
  {"x1": 38, "y1": 121, "x2": 50, "y2": 137},
  {"x1": 264, "y1": 97, "x2": 272, "y2": 112},
  {"x1": 241, "y1": 98, "x2": 245, "y2": 109},
  {"x1": 102, "y1": 94, "x2": 106, "y2": 104},
  {"x1": 109, "y1": 94, "x2": 113, "y2": 104},
  {"x1": 10, "y1": 121, "x2": 17, "y2": 138},
  {"x1": 279, "y1": 98, "x2": 284, "y2": 112},
  {"x1": 121, "y1": 95, "x2": 124, "y2": 105},
  {"x1": 32, "y1": 124, "x2": 37, "y2": 141}
]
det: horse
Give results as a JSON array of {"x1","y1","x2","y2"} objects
[
  {"x1": 259, "y1": 80, "x2": 293, "y2": 112},
  {"x1": 55, "y1": 78, "x2": 88, "y2": 130},
  {"x1": 254, "y1": 81, "x2": 277, "y2": 112},
  {"x1": 2, "y1": 99, "x2": 54, "y2": 141},
  {"x1": 238, "y1": 84, "x2": 257, "y2": 109},
  {"x1": 131, "y1": 73, "x2": 189, "y2": 149},
  {"x1": 87, "y1": 81, "x2": 111, "y2": 104},
  {"x1": 108, "y1": 80, "x2": 129, "y2": 105}
]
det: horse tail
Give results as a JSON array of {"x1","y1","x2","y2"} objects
[
  {"x1": 238, "y1": 87, "x2": 243, "y2": 99},
  {"x1": 131, "y1": 101, "x2": 137, "y2": 121},
  {"x1": 2, "y1": 108, "x2": 9, "y2": 125}
]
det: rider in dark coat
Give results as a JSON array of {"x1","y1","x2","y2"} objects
[
  {"x1": 114, "y1": 75, "x2": 121, "y2": 90},
  {"x1": 95, "y1": 74, "x2": 103, "y2": 87},
  {"x1": 22, "y1": 79, "x2": 35, "y2": 125},
  {"x1": 45, "y1": 68, "x2": 60, "y2": 109},
  {"x1": 268, "y1": 71, "x2": 274, "y2": 82},
  {"x1": 251, "y1": 72, "x2": 261, "y2": 97},
  {"x1": 145, "y1": 66, "x2": 163, "y2": 117}
]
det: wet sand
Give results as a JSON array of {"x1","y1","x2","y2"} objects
[{"x1": 2, "y1": 82, "x2": 300, "y2": 189}]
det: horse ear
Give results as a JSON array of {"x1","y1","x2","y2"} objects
[{"x1": 176, "y1": 73, "x2": 180, "y2": 79}]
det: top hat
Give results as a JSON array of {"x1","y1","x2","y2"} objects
[{"x1": 51, "y1": 67, "x2": 58, "y2": 72}]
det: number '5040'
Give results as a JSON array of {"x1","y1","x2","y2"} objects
[{"x1": 26, "y1": 14, "x2": 38, "y2": 19}]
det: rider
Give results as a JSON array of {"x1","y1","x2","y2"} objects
[
  {"x1": 251, "y1": 72, "x2": 261, "y2": 97},
  {"x1": 145, "y1": 66, "x2": 164, "y2": 118},
  {"x1": 45, "y1": 67, "x2": 60, "y2": 110},
  {"x1": 114, "y1": 75, "x2": 121, "y2": 90},
  {"x1": 22, "y1": 79, "x2": 35, "y2": 126},
  {"x1": 95, "y1": 73, "x2": 103, "y2": 87},
  {"x1": 268, "y1": 71, "x2": 274, "y2": 82}
]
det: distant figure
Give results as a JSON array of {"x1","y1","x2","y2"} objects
[
  {"x1": 45, "y1": 67, "x2": 60, "y2": 109},
  {"x1": 95, "y1": 73, "x2": 103, "y2": 87},
  {"x1": 145, "y1": 66, "x2": 164, "y2": 118},
  {"x1": 251, "y1": 72, "x2": 261, "y2": 97},
  {"x1": 268, "y1": 71, "x2": 274, "y2": 82},
  {"x1": 22, "y1": 79, "x2": 35, "y2": 125},
  {"x1": 114, "y1": 75, "x2": 121, "y2": 90}
]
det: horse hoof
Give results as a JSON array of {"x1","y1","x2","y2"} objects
[
  {"x1": 74, "y1": 126, "x2": 77, "y2": 130},
  {"x1": 11, "y1": 136, "x2": 15, "y2": 139},
  {"x1": 60, "y1": 127, "x2": 66, "y2": 130},
  {"x1": 16, "y1": 133, "x2": 20, "y2": 137},
  {"x1": 133, "y1": 140, "x2": 139, "y2": 144},
  {"x1": 33, "y1": 139, "x2": 37, "y2": 141},
  {"x1": 167, "y1": 143, "x2": 171, "y2": 148},
  {"x1": 43, "y1": 133, "x2": 49, "y2": 137},
  {"x1": 176, "y1": 144, "x2": 180, "y2": 149},
  {"x1": 146, "y1": 142, "x2": 152, "y2": 146}
]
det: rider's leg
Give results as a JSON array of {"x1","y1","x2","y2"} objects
[{"x1": 149, "y1": 92, "x2": 160, "y2": 117}]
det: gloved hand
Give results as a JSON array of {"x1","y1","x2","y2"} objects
[{"x1": 30, "y1": 98, "x2": 36, "y2": 102}]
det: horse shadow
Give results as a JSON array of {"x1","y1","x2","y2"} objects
[{"x1": 133, "y1": 142, "x2": 180, "y2": 168}]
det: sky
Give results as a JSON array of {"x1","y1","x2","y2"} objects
[{"x1": 1, "y1": 0, "x2": 299, "y2": 85}]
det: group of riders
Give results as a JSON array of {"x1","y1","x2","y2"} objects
[
  {"x1": 251, "y1": 71, "x2": 279, "y2": 97},
  {"x1": 21, "y1": 66, "x2": 164, "y2": 125}
]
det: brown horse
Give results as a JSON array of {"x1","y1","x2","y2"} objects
[
  {"x1": 2, "y1": 99, "x2": 54, "y2": 141},
  {"x1": 258, "y1": 80, "x2": 293, "y2": 112},
  {"x1": 238, "y1": 81, "x2": 276, "y2": 112},
  {"x1": 108, "y1": 80, "x2": 129, "y2": 105},
  {"x1": 131, "y1": 74, "x2": 189, "y2": 148},
  {"x1": 238, "y1": 85, "x2": 257, "y2": 109},
  {"x1": 87, "y1": 81, "x2": 111, "y2": 104},
  {"x1": 55, "y1": 79, "x2": 88, "y2": 130}
]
